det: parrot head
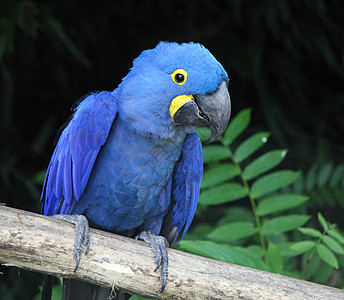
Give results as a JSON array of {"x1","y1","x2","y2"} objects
[{"x1": 117, "y1": 42, "x2": 231, "y2": 143}]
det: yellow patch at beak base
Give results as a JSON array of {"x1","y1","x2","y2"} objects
[{"x1": 169, "y1": 95, "x2": 194, "y2": 119}]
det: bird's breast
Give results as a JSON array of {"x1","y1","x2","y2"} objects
[{"x1": 73, "y1": 117, "x2": 185, "y2": 232}]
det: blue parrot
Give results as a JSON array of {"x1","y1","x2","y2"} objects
[{"x1": 40, "y1": 41, "x2": 230, "y2": 300}]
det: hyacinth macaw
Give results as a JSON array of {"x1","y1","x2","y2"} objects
[{"x1": 40, "y1": 41, "x2": 230, "y2": 300}]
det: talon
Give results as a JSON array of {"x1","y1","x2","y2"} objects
[
  {"x1": 82, "y1": 224, "x2": 90, "y2": 255},
  {"x1": 84, "y1": 239, "x2": 90, "y2": 255},
  {"x1": 136, "y1": 231, "x2": 169, "y2": 293},
  {"x1": 153, "y1": 257, "x2": 162, "y2": 272},
  {"x1": 51, "y1": 214, "x2": 90, "y2": 271},
  {"x1": 73, "y1": 246, "x2": 82, "y2": 272}
]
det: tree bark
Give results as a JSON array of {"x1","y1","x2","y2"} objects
[{"x1": 0, "y1": 206, "x2": 343, "y2": 299}]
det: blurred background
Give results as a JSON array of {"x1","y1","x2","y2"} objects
[{"x1": 0, "y1": 0, "x2": 343, "y2": 298}]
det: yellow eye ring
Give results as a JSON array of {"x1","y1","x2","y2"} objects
[{"x1": 171, "y1": 69, "x2": 187, "y2": 85}]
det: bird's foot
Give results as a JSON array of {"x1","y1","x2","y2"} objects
[
  {"x1": 52, "y1": 214, "x2": 90, "y2": 271},
  {"x1": 136, "y1": 231, "x2": 169, "y2": 293}
]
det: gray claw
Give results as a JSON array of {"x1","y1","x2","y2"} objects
[
  {"x1": 52, "y1": 214, "x2": 90, "y2": 272},
  {"x1": 136, "y1": 231, "x2": 169, "y2": 293}
]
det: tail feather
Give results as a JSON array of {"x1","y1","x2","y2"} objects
[
  {"x1": 61, "y1": 279, "x2": 94, "y2": 300},
  {"x1": 41, "y1": 275, "x2": 52, "y2": 300},
  {"x1": 61, "y1": 278, "x2": 130, "y2": 300}
]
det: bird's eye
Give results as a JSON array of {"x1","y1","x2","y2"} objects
[
  {"x1": 175, "y1": 73, "x2": 184, "y2": 83},
  {"x1": 171, "y1": 69, "x2": 187, "y2": 85}
]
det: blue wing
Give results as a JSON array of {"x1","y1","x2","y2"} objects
[
  {"x1": 160, "y1": 131, "x2": 203, "y2": 245},
  {"x1": 41, "y1": 91, "x2": 117, "y2": 216}
]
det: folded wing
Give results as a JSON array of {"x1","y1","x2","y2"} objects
[
  {"x1": 160, "y1": 132, "x2": 203, "y2": 245},
  {"x1": 41, "y1": 91, "x2": 117, "y2": 216}
]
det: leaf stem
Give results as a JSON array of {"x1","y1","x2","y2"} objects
[
  {"x1": 300, "y1": 223, "x2": 334, "y2": 280},
  {"x1": 221, "y1": 138, "x2": 266, "y2": 252}
]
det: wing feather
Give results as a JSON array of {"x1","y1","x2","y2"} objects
[
  {"x1": 160, "y1": 131, "x2": 203, "y2": 245},
  {"x1": 41, "y1": 91, "x2": 117, "y2": 216}
]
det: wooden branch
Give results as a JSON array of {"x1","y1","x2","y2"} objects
[{"x1": 0, "y1": 206, "x2": 343, "y2": 299}]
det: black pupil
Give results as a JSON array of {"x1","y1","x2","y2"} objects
[{"x1": 175, "y1": 73, "x2": 184, "y2": 83}]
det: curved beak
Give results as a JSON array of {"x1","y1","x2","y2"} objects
[{"x1": 172, "y1": 80, "x2": 231, "y2": 143}]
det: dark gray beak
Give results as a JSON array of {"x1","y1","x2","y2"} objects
[{"x1": 173, "y1": 80, "x2": 231, "y2": 143}]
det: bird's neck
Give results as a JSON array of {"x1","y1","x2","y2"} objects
[{"x1": 113, "y1": 88, "x2": 194, "y2": 142}]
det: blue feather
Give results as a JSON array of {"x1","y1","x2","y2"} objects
[
  {"x1": 41, "y1": 91, "x2": 117, "y2": 216},
  {"x1": 63, "y1": 151, "x2": 72, "y2": 204}
]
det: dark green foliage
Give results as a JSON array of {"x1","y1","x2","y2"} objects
[
  {"x1": 174, "y1": 109, "x2": 344, "y2": 290},
  {"x1": 1, "y1": 0, "x2": 343, "y2": 298},
  {"x1": 291, "y1": 163, "x2": 344, "y2": 229}
]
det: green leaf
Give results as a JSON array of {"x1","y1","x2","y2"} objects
[
  {"x1": 222, "y1": 108, "x2": 251, "y2": 146},
  {"x1": 129, "y1": 296, "x2": 148, "y2": 300},
  {"x1": 177, "y1": 240, "x2": 266, "y2": 270},
  {"x1": 195, "y1": 127, "x2": 211, "y2": 142},
  {"x1": 266, "y1": 232, "x2": 288, "y2": 244},
  {"x1": 266, "y1": 242, "x2": 283, "y2": 273},
  {"x1": 305, "y1": 253, "x2": 321, "y2": 278},
  {"x1": 257, "y1": 194, "x2": 308, "y2": 216},
  {"x1": 306, "y1": 165, "x2": 317, "y2": 191},
  {"x1": 201, "y1": 164, "x2": 239, "y2": 189},
  {"x1": 261, "y1": 214, "x2": 310, "y2": 235},
  {"x1": 289, "y1": 241, "x2": 316, "y2": 254},
  {"x1": 251, "y1": 170, "x2": 300, "y2": 198},
  {"x1": 187, "y1": 224, "x2": 214, "y2": 239},
  {"x1": 317, "y1": 244, "x2": 339, "y2": 269},
  {"x1": 234, "y1": 132, "x2": 270, "y2": 163},
  {"x1": 52, "y1": 284, "x2": 63, "y2": 300},
  {"x1": 323, "y1": 236, "x2": 344, "y2": 254},
  {"x1": 274, "y1": 242, "x2": 301, "y2": 257},
  {"x1": 330, "y1": 164, "x2": 344, "y2": 187},
  {"x1": 298, "y1": 227, "x2": 322, "y2": 238},
  {"x1": 208, "y1": 221, "x2": 258, "y2": 242},
  {"x1": 246, "y1": 245, "x2": 264, "y2": 257},
  {"x1": 292, "y1": 173, "x2": 304, "y2": 194},
  {"x1": 318, "y1": 212, "x2": 328, "y2": 231},
  {"x1": 313, "y1": 263, "x2": 333, "y2": 283},
  {"x1": 317, "y1": 163, "x2": 333, "y2": 187},
  {"x1": 328, "y1": 229, "x2": 344, "y2": 244},
  {"x1": 199, "y1": 183, "x2": 247, "y2": 205},
  {"x1": 219, "y1": 207, "x2": 254, "y2": 224},
  {"x1": 229, "y1": 247, "x2": 267, "y2": 270},
  {"x1": 34, "y1": 283, "x2": 63, "y2": 300},
  {"x1": 243, "y1": 149, "x2": 287, "y2": 180},
  {"x1": 203, "y1": 145, "x2": 231, "y2": 163}
]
